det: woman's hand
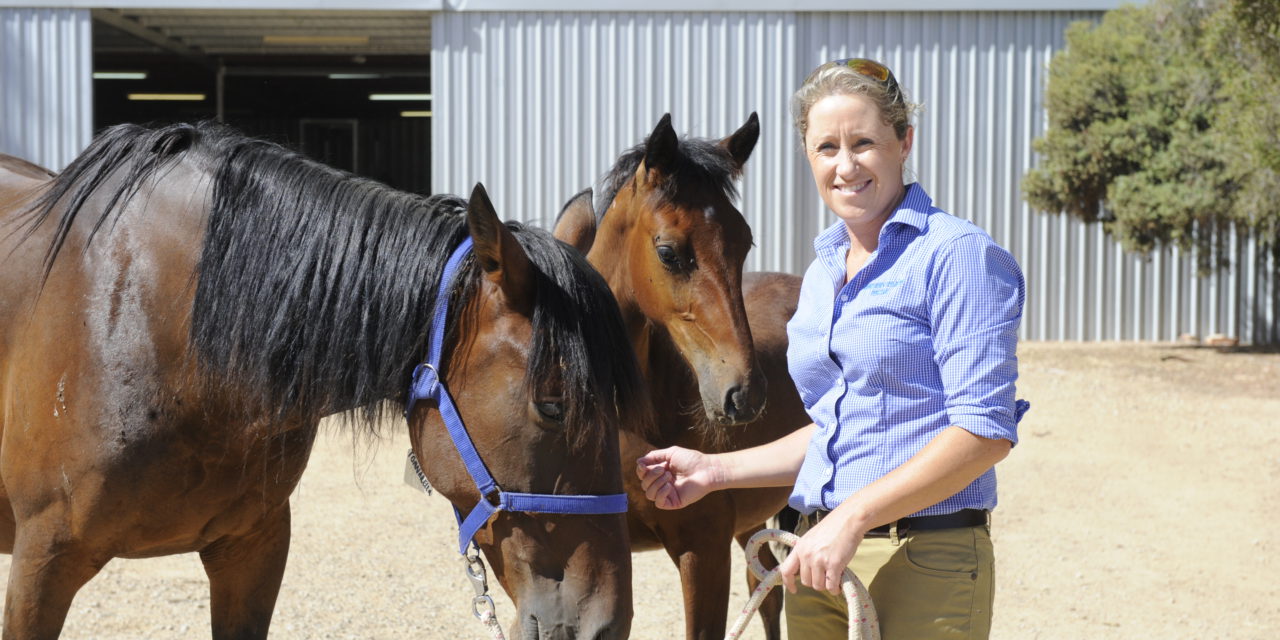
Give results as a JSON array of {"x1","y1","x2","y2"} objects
[
  {"x1": 635, "y1": 447, "x2": 723, "y2": 509},
  {"x1": 778, "y1": 508, "x2": 867, "y2": 594}
]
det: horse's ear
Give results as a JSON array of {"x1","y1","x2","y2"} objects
[
  {"x1": 721, "y1": 111, "x2": 760, "y2": 173},
  {"x1": 641, "y1": 113, "x2": 679, "y2": 179},
  {"x1": 466, "y1": 183, "x2": 533, "y2": 313},
  {"x1": 553, "y1": 187, "x2": 596, "y2": 255}
]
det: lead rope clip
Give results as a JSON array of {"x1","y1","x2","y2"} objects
[{"x1": 464, "y1": 546, "x2": 504, "y2": 639}]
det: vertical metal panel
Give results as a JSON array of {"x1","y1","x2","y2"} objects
[
  {"x1": 798, "y1": 11, "x2": 1099, "y2": 343},
  {"x1": 797, "y1": 10, "x2": 1275, "y2": 343},
  {"x1": 0, "y1": 8, "x2": 92, "y2": 171},
  {"x1": 433, "y1": 9, "x2": 1278, "y2": 344},
  {"x1": 433, "y1": 11, "x2": 802, "y2": 269}
]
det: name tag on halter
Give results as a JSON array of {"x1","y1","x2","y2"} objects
[{"x1": 403, "y1": 449, "x2": 434, "y2": 495}]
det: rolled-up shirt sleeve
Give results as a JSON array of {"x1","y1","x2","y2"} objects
[{"x1": 927, "y1": 233, "x2": 1025, "y2": 444}]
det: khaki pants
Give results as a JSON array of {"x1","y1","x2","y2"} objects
[{"x1": 784, "y1": 514, "x2": 995, "y2": 640}]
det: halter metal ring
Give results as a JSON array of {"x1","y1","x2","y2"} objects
[{"x1": 472, "y1": 594, "x2": 496, "y2": 620}]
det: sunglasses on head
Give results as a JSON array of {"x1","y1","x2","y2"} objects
[{"x1": 823, "y1": 58, "x2": 903, "y2": 102}]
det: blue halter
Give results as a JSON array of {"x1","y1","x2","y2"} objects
[{"x1": 405, "y1": 236, "x2": 629, "y2": 554}]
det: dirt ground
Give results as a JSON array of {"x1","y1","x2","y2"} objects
[{"x1": 1, "y1": 342, "x2": 1276, "y2": 639}]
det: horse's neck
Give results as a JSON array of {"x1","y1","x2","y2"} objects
[
  {"x1": 587, "y1": 198, "x2": 646, "y2": 348},
  {"x1": 632, "y1": 322, "x2": 709, "y2": 446}
]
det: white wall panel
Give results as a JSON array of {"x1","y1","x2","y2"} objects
[
  {"x1": 0, "y1": 8, "x2": 92, "y2": 171},
  {"x1": 433, "y1": 9, "x2": 1277, "y2": 343},
  {"x1": 432, "y1": 11, "x2": 803, "y2": 270}
]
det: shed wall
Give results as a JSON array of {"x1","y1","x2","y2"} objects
[
  {"x1": 432, "y1": 9, "x2": 1278, "y2": 343},
  {"x1": 1, "y1": 7, "x2": 1269, "y2": 343},
  {"x1": 0, "y1": 8, "x2": 91, "y2": 171}
]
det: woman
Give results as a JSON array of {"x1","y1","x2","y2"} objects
[{"x1": 636, "y1": 58, "x2": 1028, "y2": 639}]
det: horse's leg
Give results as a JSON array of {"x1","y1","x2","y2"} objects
[
  {"x1": 662, "y1": 518, "x2": 734, "y2": 640},
  {"x1": 2, "y1": 524, "x2": 108, "y2": 639},
  {"x1": 735, "y1": 524, "x2": 782, "y2": 640},
  {"x1": 199, "y1": 504, "x2": 292, "y2": 640}
]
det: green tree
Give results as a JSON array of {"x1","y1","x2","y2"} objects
[{"x1": 1023, "y1": 0, "x2": 1280, "y2": 272}]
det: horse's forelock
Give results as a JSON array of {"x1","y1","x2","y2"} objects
[
  {"x1": 512, "y1": 224, "x2": 653, "y2": 449},
  {"x1": 596, "y1": 135, "x2": 741, "y2": 221}
]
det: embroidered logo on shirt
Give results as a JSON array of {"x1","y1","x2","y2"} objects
[{"x1": 867, "y1": 280, "x2": 904, "y2": 295}]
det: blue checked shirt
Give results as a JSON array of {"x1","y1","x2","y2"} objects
[{"x1": 786, "y1": 183, "x2": 1028, "y2": 517}]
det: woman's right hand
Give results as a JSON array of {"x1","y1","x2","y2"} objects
[{"x1": 635, "y1": 447, "x2": 723, "y2": 509}]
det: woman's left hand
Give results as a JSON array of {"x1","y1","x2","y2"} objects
[{"x1": 778, "y1": 508, "x2": 867, "y2": 594}]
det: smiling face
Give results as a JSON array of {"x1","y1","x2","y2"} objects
[{"x1": 804, "y1": 93, "x2": 914, "y2": 235}]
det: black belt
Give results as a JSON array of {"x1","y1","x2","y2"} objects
[{"x1": 809, "y1": 508, "x2": 988, "y2": 536}]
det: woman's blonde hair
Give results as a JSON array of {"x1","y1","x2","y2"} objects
[{"x1": 790, "y1": 59, "x2": 919, "y2": 143}]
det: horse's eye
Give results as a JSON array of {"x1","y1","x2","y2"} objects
[
  {"x1": 535, "y1": 401, "x2": 565, "y2": 423},
  {"x1": 656, "y1": 245, "x2": 680, "y2": 268}
]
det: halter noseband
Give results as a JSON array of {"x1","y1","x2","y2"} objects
[{"x1": 405, "y1": 236, "x2": 628, "y2": 554}]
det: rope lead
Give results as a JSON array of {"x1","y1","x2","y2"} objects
[{"x1": 726, "y1": 528, "x2": 880, "y2": 640}]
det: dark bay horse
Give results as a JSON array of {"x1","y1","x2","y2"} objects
[
  {"x1": 0, "y1": 122, "x2": 648, "y2": 639},
  {"x1": 554, "y1": 114, "x2": 808, "y2": 640}
]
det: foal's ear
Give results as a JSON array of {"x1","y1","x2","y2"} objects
[
  {"x1": 466, "y1": 182, "x2": 534, "y2": 313},
  {"x1": 640, "y1": 113, "x2": 679, "y2": 179},
  {"x1": 720, "y1": 111, "x2": 760, "y2": 173},
  {"x1": 553, "y1": 188, "x2": 597, "y2": 255}
]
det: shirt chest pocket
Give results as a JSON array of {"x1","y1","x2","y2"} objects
[{"x1": 834, "y1": 302, "x2": 934, "y2": 388}]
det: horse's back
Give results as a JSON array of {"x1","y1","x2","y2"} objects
[
  {"x1": 742, "y1": 271, "x2": 800, "y2": 360},
  {"x1": 0, "y1": 153, "x2": 55, "y2": 182}
]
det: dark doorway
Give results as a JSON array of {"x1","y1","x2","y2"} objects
[
  {"x1": 91, "y1": 9, "x2": 432, "y2": 194},
  {"x1": 301, "y1": 119, "x2": 358, "y2": 173}
]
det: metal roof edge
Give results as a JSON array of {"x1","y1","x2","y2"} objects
[
  {"x1": 438, "y1": 0, "x2": 1128, "y2": 11},
  {"x1": 1, "y1": 1, "x2": 443, "y2": 9},
  {"x1": 0, "y1": 0, "x2": 1134, "y2": 11}
]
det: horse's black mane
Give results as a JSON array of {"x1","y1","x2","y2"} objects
[
  {"x1": 595, "y1": 133, "x2": 742, "y2": 220},
  {"x1": 24, "y1": 121, "x2": 646, "y2": 449}
]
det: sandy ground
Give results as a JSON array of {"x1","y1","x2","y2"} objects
[{"x1": 1, "y1": 342, "x2": 1277, "y2": 639}]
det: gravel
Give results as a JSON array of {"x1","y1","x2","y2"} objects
[{"x1": 1, "y1": 342, "x2": 1276, "y2": 639}]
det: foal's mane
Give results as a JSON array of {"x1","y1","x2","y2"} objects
[
  {"x1": 594, "y1": 133, "x2": 743, "y2": 221},
  {"x1": 24, "y1": 121, "x2": 646, "y2": 448}
]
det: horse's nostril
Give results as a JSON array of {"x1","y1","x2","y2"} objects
[
  {"x1": 724, "y1": 385, "x2": 751, "y2": 420},
  {"x1": 588, "y1": 624, "x2": 622, "y2": 640},
  {"x1": 521, "y1": 614, "x2": 540, "y2": 640},
  {"x1": 721, "y1": 383, "x2": 765, "y2": 424}
]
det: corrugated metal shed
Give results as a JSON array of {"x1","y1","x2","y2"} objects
[
  {"x1": 0, "y1": 1, "x2": 1271, "y2": 343},
  {"x1": 0, "y1": 8, "x2": 92, "y2": 171},
  {"x1": 431, "y1": 9, "x2": 1277, "y2": 344}
]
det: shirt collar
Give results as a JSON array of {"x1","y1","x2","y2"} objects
[{"x1": 812, "y1": 182, "x2": 933, "y2": 256}]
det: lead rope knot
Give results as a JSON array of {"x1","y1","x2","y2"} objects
[{"x1": 726, "y1": 528, "x2": 880, "y2": 640}]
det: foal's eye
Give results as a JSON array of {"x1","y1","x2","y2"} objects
[
  {"x1": 535, "y1": 401, "x2": 565, "y2": 423},
  {"x1": 656, "y1": 245, "x2": 680, "y2": 268}
]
